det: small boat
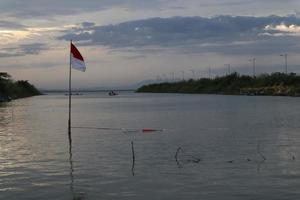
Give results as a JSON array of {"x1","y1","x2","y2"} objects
[{"x1": 108, "y1": 91, "x2": 118, "y2": 96}]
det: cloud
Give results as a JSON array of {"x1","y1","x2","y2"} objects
[
  {"x1": 197, "y1": 0, "x2": 298, "y2": 7},
  {"x1": 0, "y1": 61, "x2": 62, "y2": 69},
  {"x1": 264, "y1": 23, "x2": 300, "y2": 36},
  {"x1": 0, "y1": 20, "x2": 27, "y2": 29},
  {"x1": 81, "y1": 22, "x2": 96, "y2": 28},
  {"x1": 0, "y1": 23, "x2": 78, "y2": 45},
  {"x1": 0, "y1": 43, "x2": 49, "y2": 57},
  {"x1": 58, "y1": 15, "x2": 300, "y2": 55},
  {"x1": 0, "y1": 0, "x2": 168, "y2": 18}
]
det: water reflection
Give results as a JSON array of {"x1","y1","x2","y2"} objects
[
  {"x1": 3, "y1": 94, "x2": 300, "y2": 199},
  {"x1": 69, "y1": 136, "x2": 74, "y2": 199},
  {"x1": 0, "y1": 102, "x2": 12, "y2": 126},
  {"x1": 68, "y1": 132, "x2": 87, "y2": 200}
]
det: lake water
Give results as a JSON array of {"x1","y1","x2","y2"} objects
[{"x1": 1, "y1": 92, "x2": 300, "y2": 199}]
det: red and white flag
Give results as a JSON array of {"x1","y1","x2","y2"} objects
[{"x1": 71, "y1": 42, "x2": 86, "y2": 72}]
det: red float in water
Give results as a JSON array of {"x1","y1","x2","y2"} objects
[{"x1": 142, "y1": 128, "x2": 160, "y2": 132}]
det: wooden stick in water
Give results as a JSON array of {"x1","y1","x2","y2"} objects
[
  {"x1": 257, "y1": 142, "x2": 266, "y2": 161},
  {"x1": 131, "y1": 141, "x2": 135, "y2": 176}
]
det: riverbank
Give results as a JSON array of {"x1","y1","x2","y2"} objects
[
  {"x1": 0, "y1": 72, "x2": 41, "y2": 102},
  {"x1": 136, "y1": 72, "x2": 300, "y2": 97}
]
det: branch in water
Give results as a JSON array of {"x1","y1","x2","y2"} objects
[
  {"x1": 131, "y1": 141, "x2": 135, "y2": 176},
  {"x1": 257, "y1": 142, "x2": 266, "y2": 161}
]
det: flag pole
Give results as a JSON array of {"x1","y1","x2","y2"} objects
[
  {"x1": 68, "y1": 41, "x2": 75, "y2": 198},
  {"x1": 68, "y1": 40, "x2": 72, "y2": 145}
]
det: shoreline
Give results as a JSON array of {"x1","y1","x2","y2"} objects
[
  {"x1": 136, "y1": 91, "x2": 300, "y2": 97},
  {"x1": 0, "y1": 93, "x2": 43, "y2": 103},
  {"x1": 136, "y1": 72, "x2": 300, "y2": 97}
]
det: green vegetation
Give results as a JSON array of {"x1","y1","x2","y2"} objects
[
  {"x1": 0, "y1": 72, "x2": 41, "y2": 102},
  {"x1": 136, "y1": 72, "x2": 300, "y2": 96}
]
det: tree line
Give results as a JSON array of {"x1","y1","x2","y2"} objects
[
  {"x1": 137, "y1": 72, "x2": 300, "y2": 96},
  {"x1": 0, "y1": 72, "x2": 41, "y2": 101}
]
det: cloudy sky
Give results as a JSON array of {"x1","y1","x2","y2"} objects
[{"x1": 1, "y1": 0, "x2": 300, "y2": 89}]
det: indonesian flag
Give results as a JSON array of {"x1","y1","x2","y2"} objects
[{"x1": 71, "y1": 42, "x2": 86, "y2": 72}]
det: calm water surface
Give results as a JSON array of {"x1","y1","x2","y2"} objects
[{"x1": 1, "y1": 92, "x2": 300, "y2": 199}]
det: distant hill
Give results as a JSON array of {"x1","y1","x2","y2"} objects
[
  {"x1": 0, "y1": 72, "x2": 41, "y2": 102},
  {"x1": 136, "y1": 72, "x2": 300, "y2": 97},
  {"x1": 40, "y1": 79, "x2": 157, "y2": 93}
]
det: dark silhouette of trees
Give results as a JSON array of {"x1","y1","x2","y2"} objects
[
  {"x1": 137, "y1": 72, "x2": 300, "y2": 96},
  {"x1": 0, "y1": 72, "x2": 41, "y2": 101}
]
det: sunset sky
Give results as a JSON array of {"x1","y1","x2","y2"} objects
[{"x1": 1, "y1": 0, "x2": 300, "y2": 89}]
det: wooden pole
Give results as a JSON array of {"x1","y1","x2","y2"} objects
[
  {"x1": 69, "y1": 139, "x2": 74, "y2": 198},
  {"x1": 67, "y1": 39, "x2": 74, "y2": 198},
  {"x1": 131, "y1": 141, "x2": 135, "y2": 176},
  {"x1": 68, "y1": 40, "x2": 72, "y2": 145}
]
